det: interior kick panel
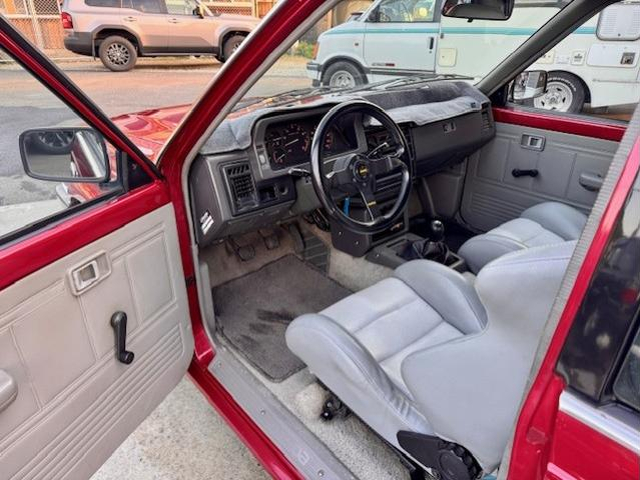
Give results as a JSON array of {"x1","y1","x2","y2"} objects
[
  {"x1": 461, "y1": 122, "x2": 618, "y2": 232},
  {"x1": 0, "y1": 205, "x2": 193, "y2": 480}
]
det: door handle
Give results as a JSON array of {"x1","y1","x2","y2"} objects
[
  {"x1": 428, "y1": 37, "x2": 434, "y2": 50},
  {"x1": 168, "y1": 17, "x2": 179, "y2": 23},
  {"x1": 579, "y1": 172, "x2": 604, "y2": 192},
  {"x1": 0, "y1": 369, "x2": 17, "y2": 414},
  {"x1": 520, "y1": 134, "x2": 545, "y2": 151},
  {"x1": 68, "y1": 251, "x2": 111, "y2": 295},
  {"x1": 123, "y1": 16, "x2": 137, "y2": 22},
  {"x1": 512, "y1": 168, "x2": 539, "y2": 178}
]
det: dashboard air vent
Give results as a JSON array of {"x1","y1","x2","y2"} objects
[
  {"x1": 480, "y1": 104, "x2": 492, "y2": 131},
  {"x1": 223, "y1": 162, "x2": 258, "y2": 215},
  {"x1": 400, "y1": 124, "x2": 415, "y2": 159}
]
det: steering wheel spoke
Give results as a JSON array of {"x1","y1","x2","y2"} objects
[{"x1": 310, "y1": 100, "x2": 412, "y2": 233}]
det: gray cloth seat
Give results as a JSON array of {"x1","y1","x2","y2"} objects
[
  {"x1": 458, "y1": 201, "x2": 587, "y2": 273},
  {"x1": 286, "y1": 241, "x2": 575, "y2": 472}
]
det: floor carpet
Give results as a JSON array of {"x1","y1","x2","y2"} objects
[{"x1": 213, "y1": 255, "x2": 350, "y2": 381}]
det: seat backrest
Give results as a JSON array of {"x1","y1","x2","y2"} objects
[{"x1": 401, "y1": 240, "x2": 576, "y2": 471}]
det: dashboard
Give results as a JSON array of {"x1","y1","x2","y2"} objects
[{"x1": 190, "y1": 96, "x2": 496, "y2": 247}]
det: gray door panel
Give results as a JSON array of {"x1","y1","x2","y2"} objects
[
  {"x1": 0, "y1": 204, "x2": 193, "y2": 480},
  {"x1": 460, "y1": 122, "x2": 618, "y2": 232}
]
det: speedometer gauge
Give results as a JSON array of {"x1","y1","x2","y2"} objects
[{"x1": 282, "y1": 123, "x2": 311, "y2": 157}]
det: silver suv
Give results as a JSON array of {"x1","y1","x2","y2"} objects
[{"x1": 61, "y1": 0, "x2": 260, "y2": 71}]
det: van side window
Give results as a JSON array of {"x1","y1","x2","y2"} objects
[
  {"x1": 124, "y1": 0, "x2": 165, "y2": 14},
  {"x1": 373, "y1": 0, "x2": 436, "y2": 23},
  {"x1": 613, "y1": 325, "x2": 640, "y2": 412},
  {"x1": 166, "y1": 0, "x2": 197, "y2": 16}
]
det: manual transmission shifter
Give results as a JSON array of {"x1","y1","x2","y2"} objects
[{"x1": 406, "y1": 219, "x2": 450, "y2": 264}]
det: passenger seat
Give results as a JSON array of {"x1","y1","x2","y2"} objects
[{"x1": 458, "y1": 202, "x2": 587, "y2": 273}]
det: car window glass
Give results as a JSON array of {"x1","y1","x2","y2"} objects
[
  {"x1": 128, "y1": 0, "x2": 164, "y2": 13},
  {"x1": 614, "y1": 325, "x2": 640, "y2": 412},
  {"x1": 374, "y1": 0, "x2": 436, "y2": 22},
  {"x1": 85, "y1": 0, "x2": 121, "y2": 7},
  {"x1": 166, "y1": 0, "x2": 197, "y2": 15},
  {"x1": 506, "y1": 2, "x2": 640, "y2": 120},
  {"x1": 0, "y1": 46, "x2": 120, "y2": 243}
]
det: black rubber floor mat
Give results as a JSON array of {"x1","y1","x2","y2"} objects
[{"x1": 213, "y1": 255, "x2": 350, "y2": 382}]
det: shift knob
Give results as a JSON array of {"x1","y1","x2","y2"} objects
[{"x1": 430, "y1": 220, "x2": 445, "y2": 242}]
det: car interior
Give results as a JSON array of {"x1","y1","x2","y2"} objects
[{"x1": 186, "y1": 65, "x2": 624, "y2": 478}]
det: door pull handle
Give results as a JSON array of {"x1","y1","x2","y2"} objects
[
  {"x1": 512, "y1": 168, "x2": 539, "y2": 178},
  {"x1": 111, "y1": 312, "x2": 135, "y2": 365},
  {"x1": 579, "y1": 172, "x2": 604, "y2": 192},
  {"x1": 0, "y1": 369, "x2": 17, "y2": 414},
  {"x1": 428, "y1": 37, "x2": 434, "y2": 50},
  {"x1": 123, "y1": 16, "x2": 136, "y2": 22}
]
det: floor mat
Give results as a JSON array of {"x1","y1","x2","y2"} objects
[{"x1": 213, "y1": 255, "x2": 350, "y2": 382}]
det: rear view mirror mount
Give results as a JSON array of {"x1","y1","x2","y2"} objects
[{"x1": 442, "y1": 0, "x2": 515, "y2": 21}]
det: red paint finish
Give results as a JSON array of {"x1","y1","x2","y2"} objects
[
  {"x1": 507, "y1": 138, "x2": 640, "y2": 480},
  {"x1": 188, "y1": 362, "x2": 303, "y2": 480},
  {"x1": 545, "y1": 411, "x2": 640, "y2": 480},
  {"x1": 0, "y1": 182, "x2": 169, "y2": 290},
  {"x1": 493, "y1": 106, "x2": 626, "y2": 142}
]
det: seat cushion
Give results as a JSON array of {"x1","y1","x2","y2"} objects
[{"x1": 458, "y1": 201, "x2": 587, "y2": 273}]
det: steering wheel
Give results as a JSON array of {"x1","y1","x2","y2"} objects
[{"x1": 310, "y1": 101, "x2": 412, "y2": 234}]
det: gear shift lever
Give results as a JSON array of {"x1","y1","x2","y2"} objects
[
  {"x1": 429, "y1": 220, "x2": 445, "y2": 243},
  {"x1": 406, "y1": 219, "x2": 450, "y2": 264}
]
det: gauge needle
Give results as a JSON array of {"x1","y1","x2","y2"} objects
[{"x1": 285, "y1": 138, "x2": 300, "y2": 147}]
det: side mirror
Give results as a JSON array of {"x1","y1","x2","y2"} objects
[
  {"x1": 511, "y1": 70, "x2": 548, "y2": 101},
  {"x1": 194, "y1": 4, "x2": 205, "y2": 18},
  {"x1": 20, "y1": 128, "x2": 110, "y2": 183},
  {"x1": 348, "y1": 11, "x2": 363, "y2": 21},
  {"x1": 442, "y1": 0, "x2": 514, "y2": 21}
]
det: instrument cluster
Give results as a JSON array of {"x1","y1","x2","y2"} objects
[{"x1": 264, "y1": 115, "x2": 357, "y2": 170}]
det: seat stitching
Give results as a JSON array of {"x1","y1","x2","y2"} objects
[
  {"x1": 351, "y1": 296, "x2": 423, "y2": 334},
  {"x1": 377, "y1": 321, "x2": 452, "y2": 364}
]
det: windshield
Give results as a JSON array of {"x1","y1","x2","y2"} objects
[{"x1": 242, "y1": 0, "x2": 577, "y2": 104}]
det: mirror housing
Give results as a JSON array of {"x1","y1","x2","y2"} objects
[
  {"x1": 194, "y1": 4, "x2": 205, "y2": 18},
  {"x1": 511, "y1": 70, "x2": 548, "y2": 101},
  {"x1": 442, "y1": 0, "x2": 514, "y2": 21},
  {"x1": 20, "y1": 128, "x2": 110, "y2": 183}
]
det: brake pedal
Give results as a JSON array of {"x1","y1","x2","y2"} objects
[
  {"x1": 226, "y1": 237, "x2": 255, "y2": 262},
  {"x1": 259, "y1": 228, "x2": 280, "y2": 250}
]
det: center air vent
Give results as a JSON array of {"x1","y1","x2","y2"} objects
[{"x1": 223, "y1": 162, "x2": 258, "y2": 215}]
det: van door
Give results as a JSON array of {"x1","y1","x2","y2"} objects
[
  {"x1": 121, "y1": 0, "x2": 170, "y2": 53},
  {"x1": 363, "y1": 0, "x2": 439, "y2": 82}
]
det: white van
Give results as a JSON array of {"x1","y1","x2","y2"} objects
[{"x1": 307, "y1": 0, "x2": 640, "y2": 112}]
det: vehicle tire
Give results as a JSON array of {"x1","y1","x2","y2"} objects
[
  {"x1": 321, "y1": 61, "x2": 365, "y2": 88},
  {"x1": 222, "y1": 34, "x2": 246, "y2": 62},
  {"x1": 527, "y1": 72, "x2": 586, "y2": 113},
  {"x1": 99, "y1": 36, "x2": 137, "y2": 72}
]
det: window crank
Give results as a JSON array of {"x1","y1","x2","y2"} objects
[{"x1": 110, "y1": 311, "x2": 135, "y2": 365}]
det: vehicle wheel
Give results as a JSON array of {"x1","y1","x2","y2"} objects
[
  {"x1": 222, "y1": 34, "x2": 246, "y2": 61},
  {"x1": 99, "y1": 36, "x2": 137, "y2": 72},
  {"x1": 529, "y1": 72, "x2": 585, "y2": 113},
  {"x1": 322, "y1": 61, "x2": 364, "y2": 88}
]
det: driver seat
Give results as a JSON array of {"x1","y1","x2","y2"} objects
[{"x1": 286, "y1": 240, "x2": 575, "y2": 473}]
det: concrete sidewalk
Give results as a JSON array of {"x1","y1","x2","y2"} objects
[{"x1": 92, "y1": 376, "x2": 269, "y2": 480}]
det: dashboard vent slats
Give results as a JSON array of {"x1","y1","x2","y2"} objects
[
  {"x1": 223, "y1": 162, "x2": 258, "y2": 214},
  {"x1": 481, "y1": 104, "x2": 492, "y2": 131}
]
